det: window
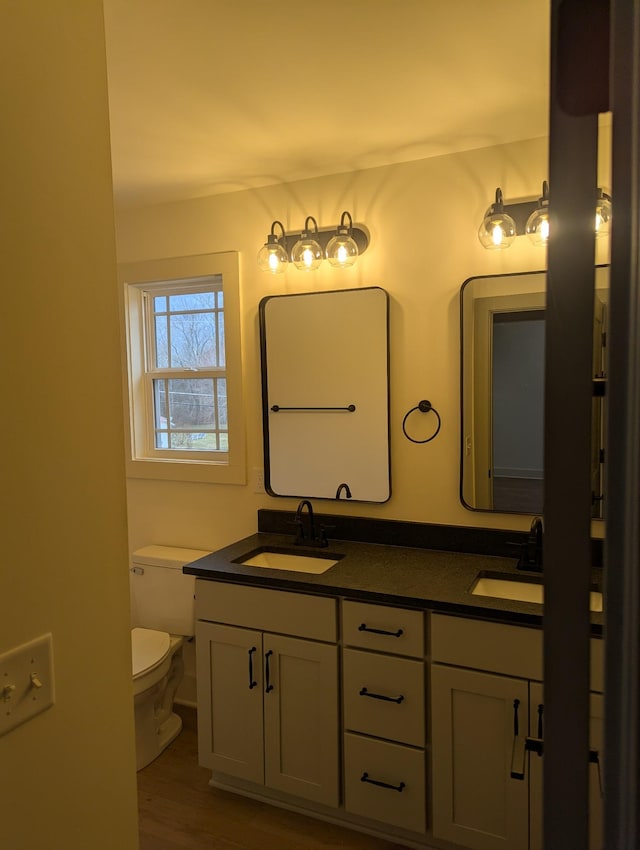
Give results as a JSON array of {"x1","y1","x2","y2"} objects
[{"x1": 121, "y1": 252, "x2": 245, "y2": 484}]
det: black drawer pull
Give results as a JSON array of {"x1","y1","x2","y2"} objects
[
  {"x1": 359, "y1": 687, "x2": 405, "y2": 704},
  {"x1": 360, "y1": 772, "x2": 406, "y2": 792},
  {"x1": 358, "y1": 623, "x2": 404, "y2": 638},
  {"x1": 248, "y1": 646, "x2": 257, "y2": 690},
  {"x1": 265, "y1": 650, "x2": 274, "y2": 693}
]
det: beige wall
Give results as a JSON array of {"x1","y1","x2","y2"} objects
[
  {"x1": 117, "y1": 122, "x2": 610, "y2": 555},
  {"x1": 1, "y1": 3, "x2": 139, "y2": 849},
  {"x1": 118, "y1": 136, "x2": 555, "y2": 554}
]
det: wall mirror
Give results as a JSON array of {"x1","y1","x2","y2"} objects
[
  {"x1": 259, "y1": 287, "x2": 390, "y2": 502},
  {"x1": 460, "y1": 267, "x2": 608, "y2": 515}
]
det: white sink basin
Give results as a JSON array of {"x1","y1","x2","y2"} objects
[
  {"x1": 471, "y1": 576, "x2": 603, "y2": 613},
  {"x1": 237, "y1": 549, "x2": 340, "y2": 574}
]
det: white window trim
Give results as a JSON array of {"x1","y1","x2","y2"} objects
[{"x1": 120, "y1": 251, "x2": 246, "y2": 484}]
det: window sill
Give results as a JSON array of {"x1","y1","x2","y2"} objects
[{"x1": 125, "y1": 457, "x2": 246, "y2": 485}]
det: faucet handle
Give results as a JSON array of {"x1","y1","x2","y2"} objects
[
  {"x1": 314, "y1": 523, "x2": 333, "y2": 548},
  {"x1": 288, "y1": 517, "x2": 306, "y2": 545}
]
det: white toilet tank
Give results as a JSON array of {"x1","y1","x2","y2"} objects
[{"x1": 130, "y1": 545, "x2": 211, "y2": 636}]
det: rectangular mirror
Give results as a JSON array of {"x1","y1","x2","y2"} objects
[
  {"x1": 460, "y1": 267, "x2": 608, "y2": 515},
  {"x1": 259, "y1": 287, "x2": 390, "y2": 502}
]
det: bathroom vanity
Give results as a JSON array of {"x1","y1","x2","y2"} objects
[{"x1": 184, "y1": 512, "x2": 604, "y2": 850}]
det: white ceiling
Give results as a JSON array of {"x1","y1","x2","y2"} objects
[{"x1": 103, "y1": 0, "x2": 550, "y2": 209}]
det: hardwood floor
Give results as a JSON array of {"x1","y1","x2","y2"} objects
[{"x1": 137, "y1": 705, "x2": 408, "y2": 850}]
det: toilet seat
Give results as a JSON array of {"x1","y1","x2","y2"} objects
[{"x1": 132, "y1": 627, "x2": 171, "y2": 679}]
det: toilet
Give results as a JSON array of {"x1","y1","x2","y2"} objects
[{"x1": 129, "y1": 544, "x2": 211, "y2": 771}]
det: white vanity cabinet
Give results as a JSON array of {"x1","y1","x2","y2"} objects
[
  {"x1": 341, "y1": 601, "x2": 427, "y2": 834},
  {"x1": 527, "y1": 682, "x2": 604, "y2": 850},
  {"x1": 430, "y1": 614, "x2": 604, "y2": 850},
  {"x1": 195, "y1": 580, "x2": 339, "y2": 807}
]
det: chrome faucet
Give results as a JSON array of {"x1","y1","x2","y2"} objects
[{"x1": 294, "y1": 499, "x2": 328, "y2": 548}]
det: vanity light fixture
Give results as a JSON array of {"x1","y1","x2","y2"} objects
[
  {"x1": 257, "y1": 220, "x2": 289, "y2": 274},
  {"x1": 291, "y1": 216, "x2": 324, "y2": 271},
  {"x1": 478, "y1": 182, "x2": 612, "y2": 249},
  {"x1": 257, "y1": 211, "x2": 370, "y2": 273},
  {"x1": 525, "y1": 181, "x2": 551, "y2": 247},
  {"x1": 477, "y1": 188, "x2": 517, "y2": 250},
  {"x1": 594, "y1": 188, "x2": 612, "y2": 237},
  {"x1": 326, "y1": 211, "x2": 359, "y2": 267}
]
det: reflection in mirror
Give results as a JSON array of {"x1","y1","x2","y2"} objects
[
  {"x1": 460, "y1": 268, "x2": 608, "y2": 515},
  {"x1": 260, "y1": 287, "x2": 390, "y2": 502}
]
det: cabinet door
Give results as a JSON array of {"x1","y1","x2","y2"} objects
[
  {"x1": 529, "y1": 683, "x2": 604, "y2": 850},
  {"x1": 196, "y1": 621, "x2": 264, "y2": 783},
  {"x1": 431, "y1": 664, "x2": 529, "y2": 850},
  {"x1": 263, "y1": 634, "x2": 339, "y2": 807}
]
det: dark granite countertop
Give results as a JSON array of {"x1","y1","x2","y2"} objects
[{"x1": 184, "y1": 530, "x2": 605, "y2": 635}]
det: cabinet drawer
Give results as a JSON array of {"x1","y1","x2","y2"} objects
[
  {"x1": 195, "y1": 580, "x2": 337, "y2": 642},
  {"x1": 343, "y1": 649, "x2": 425, "y2": 746},
  {"x1": 431, "y1": 614, "x2": 604, "y2": 689},
  {"x1": 431, "y1": 613, "x2": 543, "y2": 680},
  {"x1": 344, "y1": 732, "x2": 426, "y2": 834},
  {"x1": 342, "y1": 601, "x2": 424, "y2": 658}
]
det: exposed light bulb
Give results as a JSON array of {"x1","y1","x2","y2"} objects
[
  {"x1": 291, "y1": 216, "x2": 323, "y2": 271},
  {"x1": 492, "y1": 224, "x2": 506, "y2": 247},
  {"x1": 478, "y1": 189, "x2": 517, "y2": 250},
  {"x1": 594, "y1": 191, "x2": 612, "y2": 238},
  {"x1": 525, "y1": 182, "x2": 551, "y2": 247},
  {"x1": 326, "y1": 211, "x2": 359, "y2": 267},
  {"x1": 302, "y1": 247, "x2": 316, "y2": 268},
  {"x1": 257, "y1": 220, "x2": 288, "y2": 274},
  {"x1": 540, "y1": 216, "x2": 550, "y2": 242}
]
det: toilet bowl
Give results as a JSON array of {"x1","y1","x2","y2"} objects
[
  {"x1": 129, "y1": 545, "x2": 211, "y2": 771},
  {"x1": 131, "y1": 628, "x2": 186, "y2": 770}
]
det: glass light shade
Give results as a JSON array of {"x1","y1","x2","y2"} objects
[
  {"x1": 291, "y1": 236, "x2": 323, "y2": 271},
  {"x1": 257, "y1": 240, "x2": 289, "y2": 274},
  {"x1": 478, "y1": 212, "x2": 517, "y2": 249},
  {"x1": 326, "y1": 232, "x2": 359, "y2": 267},
  {"x1": 525, "y1": 207, "x2": 550, "y2": 247},
  {"x1": 595, "y1": 193, "x2": 612, "y2": 237}
]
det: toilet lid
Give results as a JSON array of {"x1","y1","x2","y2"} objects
[{"x1": 131, "y1": 627, "x2": 171, "y2": 678}]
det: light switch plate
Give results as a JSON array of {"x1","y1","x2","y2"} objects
[{"x1": 0, "y1": 633, "x2": 55, "y2": 736}]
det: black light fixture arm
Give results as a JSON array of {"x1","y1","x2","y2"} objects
[
  {"x1": 303, "y1": 215, "x2": 319, "y2": 235},
  {"x1": 269, "y1": 220, "x2": 286, "y2": 242},
  {"x1": 338, "y1": 210, "x2": 353, "y2": 232}
]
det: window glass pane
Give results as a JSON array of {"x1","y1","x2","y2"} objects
[
  {"x1": 153, "y1": 380, "x2": 169, "y2": 448},
  {"x1": 169, "y1": 291, "x2": 215, "y2": 311},
  {"x1": 155, "y1": 315, "x2": 169, "y2": 368},
  {"x1": 169, "y1": 432, "x2": 219, "y2": 451},
  {"x1": 167, "y1": 378, "x2": 215, "y2": 428},
  {"x1": 218, "y1": 313, "x2": 226, "y2": 368},
  {"x1": 217, "y1": 378, "x2": 228, "y2": 428},
  {"x1": 217, "y1": 291, "x2": 224, "y2": 309},
  {"x1": 153, "y1": 295, "x2": 167, "y2": 313},
  {"x1": 169, "y1": 312, "x2": 218, "y2": 368},
  {"x1": 152, "y1": 378, "x2": 228, "y2": 452}
]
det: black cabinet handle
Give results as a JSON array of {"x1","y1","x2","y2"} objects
[
  {"x1": 590, "y1": 748, "x2": 603, "y2": 797},
  {"x1": 248, "y1": 646, "x2": 257, "y2": 690},
  {"x1": 359, "y1": 687, "x2": 405, "y2": 704},
  {"x1": 537, "y1": 703, "x2": 544, "y2": 742},
  {"x1": 358, "y1": 623, "x2": 404, "y2": 638},
  {"x1": 265, "y1": 649, "x2": 274, "y2": 693},
  {"x1": 510, "y1": 699, "x2": 525, "y2": 779},
  {"x1": 360, "y1": 772, "x2": 405, "y2": 792}
]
